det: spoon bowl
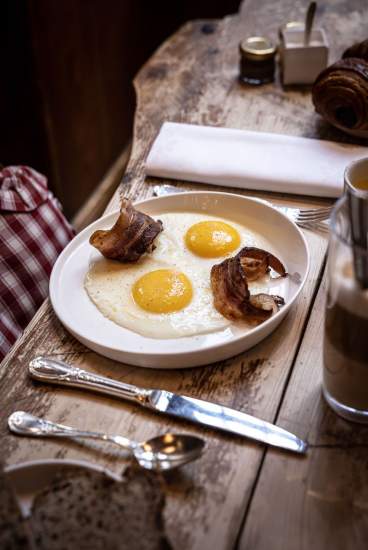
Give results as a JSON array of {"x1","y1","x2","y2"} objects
[
  {"x1": 8, "y1": 411, "x2": 205, "y2": 472},
  {"x1": 133, "y1": 432, "x2": 205, "y2": 471}
]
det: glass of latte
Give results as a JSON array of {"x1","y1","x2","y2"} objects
[{"x1": 323, "y1": 159, "x2": 368, "y2": 423}]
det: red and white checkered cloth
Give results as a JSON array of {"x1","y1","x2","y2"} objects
[{"x1": 0, "y1": 166, "x2": 74, "y2": 361}]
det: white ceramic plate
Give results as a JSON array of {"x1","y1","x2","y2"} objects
[
  {"x1": 5, "y1": 459, "x2": 119, "y2": 517},
  {"x1": 50, "y1": 191, "x2": 309, "y2": 368}
]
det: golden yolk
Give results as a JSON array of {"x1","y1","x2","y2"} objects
[
  {"x1": 185, "y1": 221, "x2": 241, "y2": 258},
  {"x1": 132, "y1": 269, "x2": 193, "y2": 313}
]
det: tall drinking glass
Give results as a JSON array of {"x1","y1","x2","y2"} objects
[{"x1": 323, "y1": 195, "x2": 368, "y2": 422}]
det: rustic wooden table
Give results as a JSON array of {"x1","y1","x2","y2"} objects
[{"x1": 1, "y1": 1, "x2": 368, "y2": 549}]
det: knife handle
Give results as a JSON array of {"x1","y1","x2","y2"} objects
[{"x1": 28, "y1": 356, "x2": 151, "y2": 405}]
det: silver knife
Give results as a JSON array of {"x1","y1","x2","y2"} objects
[{"x1": 29, "y1": 357, "x2": 307, "y2": 454}]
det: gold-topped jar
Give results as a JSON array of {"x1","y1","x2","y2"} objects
[{"x1": 239, "y1": 36, "x2": 276, "y2": 85}]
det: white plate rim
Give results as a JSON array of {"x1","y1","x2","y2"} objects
[
  {"x1": 49, "y1": 191, "x2": 310, "y2": 365},
  {"x1": 4, "y1": 458, "x2": 121, "y2": 518},
  {"x1": 4, "y1": 457, "x2": 120, "y2": 479}
]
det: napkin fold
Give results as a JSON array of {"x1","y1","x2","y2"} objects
[{"x1": 145, "y1": 122, "x2": 367, "y2": 198}]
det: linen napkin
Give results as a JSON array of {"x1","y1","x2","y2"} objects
[{"x1": 145, "y1": 122, "x2": 368, "y2": 198}]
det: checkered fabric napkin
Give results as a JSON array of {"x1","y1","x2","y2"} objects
[{"x1": 0, "y1": 166, "x2": 75, "y2": 361}]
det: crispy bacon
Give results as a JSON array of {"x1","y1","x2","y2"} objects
[
  {"x1": 210, "y1": 247, "x2": 286, "y2": 324},
  {"x1": 89, "y1": 199, "x2": 163, "y2": 262},
  {"x1": 211, "y1": 256, "x2": 250, "y2": 320},
  {"x1": 238, "y1": 247, "x2": 287, "y2": 281}
]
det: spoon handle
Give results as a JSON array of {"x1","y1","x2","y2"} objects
[
  {"x1": 304, "y1": 1, "x2": 317, "y2": 46},
  {"x1": 29, "y1": 356, "x2": 152, "y2": 405},
  {"x1": 8, "y1": 411, "x2": 134, "y2": 450}
]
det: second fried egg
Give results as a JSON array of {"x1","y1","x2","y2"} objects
[{"x1": 185, "y1": 220, "x2": 241, "y2": 258}]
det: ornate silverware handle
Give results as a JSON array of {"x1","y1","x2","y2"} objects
[
  {"x1": 8, "y1": 411, "x2": 134, "y2": 450},
  {"x1": 29, "y1": 356, "x2": 152, "y2": 405}
]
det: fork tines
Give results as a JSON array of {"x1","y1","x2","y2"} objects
[{"x1": 296, "y1": 206, "x2": 332, "y2": 222}]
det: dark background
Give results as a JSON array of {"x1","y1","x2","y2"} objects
[{"x1": 1, "y1": 1, "x2": 239, "y2": 217}]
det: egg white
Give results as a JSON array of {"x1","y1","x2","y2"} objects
[
  {"x1": 153, "y1": 212, "x2": 262, "y2": 268},
  {"x1": 84, "y1": 211, "x2": 282, "y2": 339}
]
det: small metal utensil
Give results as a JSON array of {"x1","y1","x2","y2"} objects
[
  {"x1": 304, "y1": 1, "x2": 317, "y2": 46},
  {"x1": 28, "y1": 357, "x2": 308, "y2": 454},
  {"x1": 153, "y1": 184, "x2": 332, "y2": 229},
  {"x1": 8, "y1": 411, "x2": 205, "y2": 472}
]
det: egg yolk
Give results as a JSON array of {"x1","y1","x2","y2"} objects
[
  {"x1": 185, "y1": 221, "x2": 240, "y2": 258},
  {"x1": 132, "y1": 269, "x2": 193, "y2": 313}
]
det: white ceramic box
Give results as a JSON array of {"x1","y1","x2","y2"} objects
[{"x1": 280, "y1": 28, "x2": 329, "y2": 85}]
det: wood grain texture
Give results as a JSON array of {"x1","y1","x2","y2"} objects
[
  {"x1": 239, "y1": 273, "x2": 368, "y2": 550},
  {"x1": 1, "y1": 1, "x2": 366, "y2": 549},
  {"x1": 111, "y1": 0, "x2": 367, "y2": 212}
]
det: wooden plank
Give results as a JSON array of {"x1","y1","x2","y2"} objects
[
  {"x1": 238, "y1": 274, "x2": 368, "y2": 550},
  {"x1": 235, "y1": 2, "x2": 368, "y2": 548},
  {"x1": 1, "y1": 1, "x2": 365, "y2": 549},
  {"x1": 0, "y1": 229, "x2": 325, "y2": 550},
  {"x1": 26, "y1": 0, "x2": 139, "y2": 217},
  {"x1": 0, "y1": 233, "x2": 327, "y2": 550},
  {"x1": 115, "y1": 0, "x2": 367, "y2": 211}
]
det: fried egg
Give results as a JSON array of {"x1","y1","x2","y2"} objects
[
  {"x1": 85, "y1": 211, "x2": 273, "y2": 339},
  {"x1": 132, "y1": 269, "x2": 193, "y2": 314},
  {"x1": 185, "y1": 220, "x2": 241, "y2": 258}
]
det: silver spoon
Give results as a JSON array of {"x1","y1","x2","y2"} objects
[
  {"x1": 304, "y1": 1, "x2": 317, "y2": 46},
  {"x1": 8, "y1": 411, "x2": 205, "y2": 472}
]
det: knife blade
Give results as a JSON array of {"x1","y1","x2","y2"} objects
[{"x1": 29, "y1": 356, "x2": 307, "y2": 454}]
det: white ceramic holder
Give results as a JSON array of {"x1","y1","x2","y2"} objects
[{"x1": 280, "y1": 28, "x2": 329, "y2": 85}]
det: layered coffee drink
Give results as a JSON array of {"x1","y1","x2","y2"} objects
[
  {"x1": 323, "y1": 159, "x2": 368, "y2": 422},
  {"x1": 323, "y1": 260, "x2": 368, "y2": 417}
]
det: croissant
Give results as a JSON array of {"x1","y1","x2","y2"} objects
[
  {"x1": 312, "y1": 57, "x2": 368, "y2": 137},
  {"x1": 342, "y1": 39, "x2": 368, "y2": 62}
]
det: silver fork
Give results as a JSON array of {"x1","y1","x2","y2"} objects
[
  {"x1": 275, "y1": 205, "x2": 332, "y2": 230},
  {"x1": 152, "y1": 184, "x2": 332, "y2": 230}
]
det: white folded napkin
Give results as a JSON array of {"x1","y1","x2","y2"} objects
[{"x1": 145, "y1": 122, "x2": 367, "y2": 198}]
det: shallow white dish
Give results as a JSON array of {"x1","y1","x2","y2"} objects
[
  {"x1": 5, "y1": 459, "x2": 119, "y2": 517},
  {"x1": 50, "y1": 191, "x2": 309, "y2": 368}
]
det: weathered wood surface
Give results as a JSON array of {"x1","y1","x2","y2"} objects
[
  {"x1": 239, "y1": 272, "x2": 368, "y2": 550},
  {"x1": 1, "y1": 1, "x2": 367, "y2": 549}
]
